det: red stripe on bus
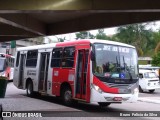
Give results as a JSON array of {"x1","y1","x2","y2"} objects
[
  {"x1": 93, "y1": 76, "x2": 119, "y2": 94},
  {"x1": 56, "y1": 40, "x2": 90, "y2": 47}
]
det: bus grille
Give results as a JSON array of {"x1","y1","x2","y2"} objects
[
  {"x1": 104, "y1": 82, "x2": 133, "y2": 89},
  {"x1": 103, "y1": 82, "x2": 137, "y2": 94}
]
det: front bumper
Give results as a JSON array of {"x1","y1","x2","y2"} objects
[{"x1": 90, "y1": 88, "x2": 138, "y2": 103}]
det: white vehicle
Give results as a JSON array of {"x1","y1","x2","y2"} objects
[
  {"x1": 0, "y1": 53, "x2": 15, "y2": 81},
  {"x1": 139, "y1": 65, "x2": 160, "y2": 77},
  {"x1": 13, "y1": 39, "x2": 139, "y2": 106},
  {"x1": 139, "y1": 69, "x2": 160, "y2": 93}
]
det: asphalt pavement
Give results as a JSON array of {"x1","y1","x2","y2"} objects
[{"x1": 0, "y1": 82, "x2": 160, "y2": 120}]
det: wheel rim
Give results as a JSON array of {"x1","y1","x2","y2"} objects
[
  {"x1": 64, "y1": 91, "x2": 71, "y2": 102},
  {"x1": 27, "y1": 84, "x2": 31, "y2": 95}
]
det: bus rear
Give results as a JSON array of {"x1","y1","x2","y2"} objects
[{"x1": 90, "y1": 42, "x2": 139, "y2": 105}]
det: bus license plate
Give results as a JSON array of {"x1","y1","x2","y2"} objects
[{"x1": 113, "y1": 97, "x2": 122, "y2": 101}]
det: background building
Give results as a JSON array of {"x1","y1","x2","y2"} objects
[{"x1": 0, "y1": 38, "x2": 45, "y2": 56}]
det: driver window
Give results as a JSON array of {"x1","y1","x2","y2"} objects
[{"x1": 96, "y1": 66, "x2": 103, "y2": 74}]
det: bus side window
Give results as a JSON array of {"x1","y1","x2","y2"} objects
[
  {"x1": 7, "y1": 57, "x2": 10, "y2": 67},
  {"x1": 16, "y1": 51, "x2": 20, "y2": 67},
  {"x1": 62, "y1": 47, "x2": 75, "y2": 68},
  {"x1": 139, "y1": 73, "x2": 143, "y2": 79},
  {"x1": 26, "y1": 50, "x2": 38, "y2": 67},
  {"x1": 12, "y1": 58, "x2": 14, "y2": 67},
  {"x1": 5, "y1": 60, "x2": 8, "y2": 67},
  {"x1": 11, "y1": 58, "x2": 13, "y2": 67},
  {"x1": 51, "y1": 48, "x2": 63, "y2": 68},
  {"x1": 8, "y1": 58, "x2": 10, "y2": 67}
]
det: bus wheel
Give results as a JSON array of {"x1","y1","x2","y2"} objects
[
  {"x1": 149, "y1": 89, "x2": 155, "y2": 93},
  {"x1": 26, "y1": 81, "x2": 34, "y2": 97},
  {"x1": 98, "y1": 102, "x2": 111, "y2": 107},
  {"x1": 0, "y1": 104, "x2": 3, "y2": 120},
  {"x1": 62, "y1": 87, "x2": 72, "y2": 106},
  {"x1": 139, "y1": 86, "x2": 143, "y2": 93}
]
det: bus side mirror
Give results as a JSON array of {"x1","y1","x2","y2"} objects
[{"x1": 91, "y1": 51, "x2": 95, "y2": 61}]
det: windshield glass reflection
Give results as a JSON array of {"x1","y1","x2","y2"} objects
[{"x1": 93, "y1": 43, "x2": 138, "y2": 79}]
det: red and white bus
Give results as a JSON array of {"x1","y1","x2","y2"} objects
[
  {"x1": 13, "y1": 39, "x2": 139, "y2": 106},
  {"x1": 0, "y1": 53, "x2": 15, "y2": 81}
]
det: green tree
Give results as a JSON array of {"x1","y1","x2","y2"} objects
[
  {"x1": 151, "y1": 52, "x2": 160, "y2": 66},
  {"x1": 114, "y1": 23, "x2": 154, "y2": 56},
  {"x1": 96, "y1": 29, "x2": 111, "y2": 40},
  {"x1": 58, "y1": 37, "x2": 66, "y2": 42},
  {"x1": 76, "y1": 31, "x2": 95, "y2": 39},
  {"x1": 153, "y1": 30, "x2": 160, "y2": 54},
  {"x1": 152, "y1": 31, "x2": 160, "y2": 47},
  {"x1": 28, "y1": 37, "x2": 44, "y2": 44}
]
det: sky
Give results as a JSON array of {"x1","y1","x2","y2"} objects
[
  {"x1": 44, "y1": 20, "x2": 160, "y2": 43},
  {"x1": 45, "y1": 27, "x2": 118, "y2": 43}
]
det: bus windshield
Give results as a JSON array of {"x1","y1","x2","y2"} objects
[
  {"x1": 93, "y1": 43, "x2": 138, "y2": 80},
  {"x1": 0, "y1": 58, "x2": 5, "y2": 72}
]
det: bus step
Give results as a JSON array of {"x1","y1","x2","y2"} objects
[{"x1": 39, "y1": 91, "x2": 47, "y2": 95}]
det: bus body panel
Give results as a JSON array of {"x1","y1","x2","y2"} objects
[
  {"x1": 24, "y1": 67, "x2": 38, "y2": 91},
  {"x1": 52, "y1": 68, "x2": 75, "y2": 96}
]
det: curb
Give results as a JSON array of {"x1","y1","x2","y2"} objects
[{"x1": 138, "y1": 98, "x2": 160, "y2": 104}]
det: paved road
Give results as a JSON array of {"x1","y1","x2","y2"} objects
[
  {"x1": 0, "y1": 82, "x2": 160, "y2": 120},
  {"x1": 139, "y1": 88, "x2": 160, "y2": 97}
]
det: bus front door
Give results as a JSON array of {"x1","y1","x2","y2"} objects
[
  {"x1": 75, "y1": 49, "x2": 89, "y2": 100},
  {"x1": 39, "y1": 53, "x2": 50, "y2": 93}
]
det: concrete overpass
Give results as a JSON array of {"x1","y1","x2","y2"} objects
[{"x1": 1, "y1": 0, "x2": 160, "y2": 42}]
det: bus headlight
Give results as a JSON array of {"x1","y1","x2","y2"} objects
[
  {"x1": 0, "y1": 72, "x2": 5, "y2": 77},
  {"x1": 91, "y1": 84, "x2": 103, "y2": 94},
  {"x1": 134, "y1": 88, "x2": 139, "y2": 94}
]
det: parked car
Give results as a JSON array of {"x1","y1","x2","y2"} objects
[
  {"x1": 139, "y1": 65, "x2": 160, "y2": 79},
  {"x1": 139, "y1": 69, "x2": 160, "y2": 93}
]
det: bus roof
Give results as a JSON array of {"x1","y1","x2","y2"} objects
[{"x1": 16, "y1": 39, "x2": 135, "y2": 51}]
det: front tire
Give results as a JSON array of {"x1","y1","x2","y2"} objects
[
  {"x1": 0, "y1": 104, "x2": 3, "y2": 120},
  {"x1": 149, "y1": 89, "x2": 155, "y2": 93},
  {"x1": 98, "y1": 102, "x2": 111, "y2": 107},
  {"x1": 61, "y1": 87, "x2": 72, "y2": 106},
  {"x1": 26, "y1": 81, "x2": 34, "y2": 97},
  {"x1": 139, "y1": 85, "x2": 143, "y2": 93}
]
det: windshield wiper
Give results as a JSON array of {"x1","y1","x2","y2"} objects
[
  {"x1": 123, "y1": 56, "x2": 133, "y2": 81},
  {"x1": 116, "y1": 56, "x2": 121, "y2": 72}
]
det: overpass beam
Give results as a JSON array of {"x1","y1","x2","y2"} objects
[
  {"x1": 0, "y1": 14, "x2": 46, "y2": 36},
  {"x1": 47, "y1": 12, "x2": 160, "y2": 35},
  {"x1": 0, "y1": 0, "x2": 160, "y2": 11}
]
